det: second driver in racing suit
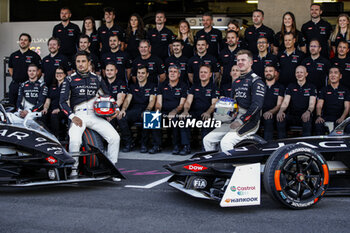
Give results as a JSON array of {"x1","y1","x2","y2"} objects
[
  {"x1": 203, "y1": 49, "x2": 266, "y2": 151},
  {"x1": 60, "y1": 51, "x2": 120, "y2": 176}
]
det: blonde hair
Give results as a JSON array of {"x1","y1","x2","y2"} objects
[
  {"x1": 330, "y1": 13, "x2": 350, "y2": 42},
  {"x1": 177, "y1": 20, "x2": 194, "y2": 46}
]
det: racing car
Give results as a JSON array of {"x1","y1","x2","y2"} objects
[
  {"x1": 164, "y1": 119, "x2": 350, "y2": 209},
  {"x1": 0, "y1": 104, "x2": 124, "y2": 187}
]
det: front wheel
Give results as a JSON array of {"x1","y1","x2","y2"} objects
[{"x1": 263, "y1": 144, "x2": 329, "y2": 209}]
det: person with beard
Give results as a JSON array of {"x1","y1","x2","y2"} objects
[
  {"x1": 331, "y1": 40, "x2": 350, "y2": 89},
  {"x1": 165, "y1": 40, "x2": 189, "y2": 84},
  {"x1": 104, "y1": 63, "x2": 127, "y2": 108},
  {"x1": 52, "y1": 7, "x2": 81, "y2": 62},
  {"x1": 252, "y1": 37, "x2": 278, "y2": 80},
  {"x1": 76, "y1": 35, "x2": 101, "y2": 76},
  {"x1": 42, "y1": 37, "x2": 71, "y2": 88},
  {"x1": 8, "y1": 33, "x2": 42, "y2": 106},
  {"x1": 219, "y1": 30, "x2": 240, "y2": 86},
  {"x1": 101, "y1": 35, "x2": 132, "y2": 83},
  {"x1": 261, "y1": 65, "x2": 284, "y2": 140}
]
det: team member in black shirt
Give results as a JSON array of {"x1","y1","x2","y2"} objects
[
  {"x1": 176, "y1": 20, "x2": 195, "y2": 58},
  {"x1": 117, "y1": 65, "x2": 157, "y2": 153},
  {"x1": 262, "y1": 65, "x2": 284, "y2": 140},
  {"x1": 277, "y1": 32, "x2": 305, "y2": 87},
  {"x1": 42, "y1": 37, "x2": 71, "y2": 87},
  {"x1": 104, "y1": 63, "x2": 127, "y2": 108},
  {"x1": 154, "y1": 65, "x2": 188, "y2": 154},
  {"x1": 277, "y1": 65, "x2": 317, "y2": 137},
  {"x1": 165, "y1": 40, "x2": 189, "y2": 84},
  {"x1": 8, "y1": 33, "x2": 42, "y2": 106},
  {"x1": 244, "y1": 9, "x2": 275, "y2": 55},
  {"x1": 101, "y1": 35, "x2": 132, "y2": 82},
  {"x1": 181, "y1": 64, "x2": 219, "y2": 154},
  {"x1": 125, "y1": 13, "x2": 146, "y2": 61},
  {"x1": 226, "y1": 20, "x2": 246, "y2": 49},
  {"x1": 315, "y1": 66, "x2": 350, "y2": 135},
  {"x1": 219, "y1": 30, "x2": 239, "y2": 86},
  {"x1": 252, "y1": 37, "x2": 278, "y2": 80},
  {"x1": 17, "y1": 64, "x2": 47, "y2": 118},
  {"x1": 52, "y1": 7, "x2": 81, "y2": 61},
  {"x1": 220, "y1": 65, "x2": 240, "y2": 98},
  {"x1": 195, "y1": 12, "x2": 223, "y2": 59},
  {"x1": 42, "y1": 66, "x2": 67, "y2": 140},
  {"x1": 331, "y1": 40, "x2": 350, "y2": 89},
  {"x1": 77, "y1": 35, "x2": 101, "y2": 75},
  {"x1": 188, "y1": 38, "x2": 220, "y2": 85},
  {"x1": 81, "y1": 16, "x2": 100, "y2": 58},
  {"x1": 330, "y1": 14, "x2": 350, "y2": 55},
  {"x1": 131, "y1": 39, "x2": 166, "y2": 84},
  {"x1": 301, "y1": 3, "x2": 332, "y2": 58},
  {"x1": 301, "y1": 39, "x2": 331, "y2": 90},
  {"x1": 147, "y1": 10, "x2": 175, "y2": 62},
  {"x1": 98, "y1": 7, "x2": 125, "y2": 54}
]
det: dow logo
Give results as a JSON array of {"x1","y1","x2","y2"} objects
[{"x1": 143, "y1": 110, "x2": 162, "y2": 129}]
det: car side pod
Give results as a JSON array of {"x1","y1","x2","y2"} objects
[
  {"x1": 263, "y1": 144, "x2": 329, "y2": 209},
  {"x1": 220, "y1": 163, "x2": 261, "y2": 207}
]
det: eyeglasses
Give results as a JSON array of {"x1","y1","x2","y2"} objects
[{"x1": 56, "y1": 72, "x2": 65, "y2": 75}]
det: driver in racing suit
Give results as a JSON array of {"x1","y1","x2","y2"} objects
[
  {"x1": 203, "y1": 49, "x2": 265, "y2": 151},
  {"x1": 60, "y1": 51, "x2": 120, "y2": 176}
]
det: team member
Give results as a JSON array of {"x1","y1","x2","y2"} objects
[
  {"x1": 8, "y1": 33, "x2": 42, "y2": 106},
  {"x1": 331, "y1": 40, "x2": 350, "y2": 89},
  {"x1": 77, "y1": 35, "x2": 101, "y2": 75},
  {"x1": 52, "y1": 7, "x2": 81, "y2": 61},
  {"x1": 101, "y1": 35, "x2": 132, "y2": 82},
  {"x1": 147, "y1": 11, "x2": 175, "y2": 62},
  {"x1": 195, "y1": 12, "x2": 223, "y2": 59},
  {"x1": 261, "y1": 65, "x2": 284, "y2": 140},
  {"x1": 42, "y1": 67, "x2": 67, "y2": 140},
  {"x1": 125, "y1": 13, "x2": 146, "y2": 61},
  {"x1": 181, "y1": 64, "x2": 220, "y2": 154},
  {"x1": 155, "y1": 65, "x2": 188, "y2": 154},
  {"x1": 188, "y1": 38, "x2": 220, "y2": 84},
  {"x1": 131, "y1": 40, "x2": 166, "y2": 84},
  {"x1": 98, "y1": 7, "x2": 125, "y2": 54},
  {"x1": 252, "y1": 37, "x2": 278, "y2": 79},
  {"x1": 315, "y1": 66, "x2": 350, "y2": 135},
  {"x1": 219, "y1": 30, "x2": 240, "y2": 86},
  {"x1": 165, "y1": 40, "x2": 189, "y2": 84},
  {"x1": 117, "y1": 65, "x2": 157, "y2": 153},
  {"x1": 301, "y1": 3, "x2": 332, "y2": 58},
  {"x1": 244, "y1": 9, "x2": 275, "y2": 55},
  {"x1": 81, "y1": 16, "x2": 100, "y2": 57},
  {"x1": 42, "y1": 37, "x2": 71, "y2": 87},
  {"x1": 225, "y1": 20, "x2": 246, "y2": 49},
  {"x1": 220, "y1": 65, "x2": 240, "y2": 98},
  {"x1": 330, "y1": 14, "x2": 350, "y2": 55},
  {"x1": 301, "y1": 39, "x2": 331, "y2": 90},
  {"x1": 104, "y1": 63, "x2": 127, "y2": 108},
  {"x1": 277, "y1": 32, "x2": 305, "y2": 87},
  {"x1": 60, "y1": 51, "x2": 120, "y2": 177},
  {"x1": 17, "y1": 64, "x2": 48, "y2": 118},
  {"x1": 277, "y1": 65, "x2": 317, "y2": 137},
  {"x1": 273, "y1": 12, "x2": 306, "y2": 54},
  {"x1": 203, "y1": 50, "x2": 265, "y2": 152},
  {"x1": 177, "y1": 20, "x2": 195, "y2": 58}
]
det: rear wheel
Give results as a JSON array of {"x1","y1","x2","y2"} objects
[
  {"x1": 263, "y1": 144, "x2": 329, "y2": 209},
  {"x1": 81, "y1": 128, "x2": 104, "y2": 168}
]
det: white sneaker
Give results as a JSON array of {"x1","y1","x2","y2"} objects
[
  {"x1": 70, "y1": 169, "x2": 78, "y2": 178},
  {"x1": 112, "y1": 177, "x2": 121, "y2": 182}
]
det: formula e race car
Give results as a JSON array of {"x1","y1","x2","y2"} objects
[
  {"x1": 0, "y1": 104, "x2": 124, "y2": 187},
  {"x1": 165, "y1": 119, "x2": 350, "y2": 209}
]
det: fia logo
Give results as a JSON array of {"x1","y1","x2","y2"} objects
[{"x1": 143, "y1": 110, "x2": 161, "y2": 129}]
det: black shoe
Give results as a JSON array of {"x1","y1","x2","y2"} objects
[
  {"x1": 179, "y1": 145, "x2": 191, "y2": 155},
  {"x1": 149, "y1": 146, "x2": 161, "y2": 154},
  {"x1": 140, "y1": 145, "x2": 148, "y2": 153},
  {"x1": 172, "y1": 145, "x2": 180, "y2": 155},
  {"x1": 122, "y1": 143, "x2": 134, "y2": 152}
]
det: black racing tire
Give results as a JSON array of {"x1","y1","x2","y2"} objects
[
  {"x1": 234, "y1": 135, "x2": 266, "y2": 148},
  {"x1": 81, "y1": 128, "x2": 104, "y2": 168},
  {"x1": 263, "y1": 144, "x2": 329, "y2": 209}
]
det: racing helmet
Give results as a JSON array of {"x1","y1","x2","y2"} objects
[
  {"x1": 213, "y1": 97, "x2": 238, "y2": 123},
  {"x1": 94, "y1": 95, "x2": 118, "y2": 117}
]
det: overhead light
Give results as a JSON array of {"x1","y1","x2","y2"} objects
[
  {"x1": 246, "y1": 0, "x2": 258, "y2": 4},
  {"x1": 314, "y1": 0, "x2": 337, "y2": 2},
  {"x1": 84, "y1": 2, "x2": 103, "y2": 5},
  {"x1": 38, "y1": 0, "x2": 58, "y2": 2}
]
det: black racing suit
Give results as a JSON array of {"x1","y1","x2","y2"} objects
[{"x1": 17, "y1": 80, "x2": 48, "y2": 112}]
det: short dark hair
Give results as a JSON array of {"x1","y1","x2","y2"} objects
[
  {"x1": 337, "y1": 39, "x2": 349, "y2": 48},
  {"x1": 155, "y1": 10, "x2": 166, "y2": 17},
  {"x1": 137, "y1": 64, "x2": 148, "y2": 73},
  {"x1": 48, "y1": 37, "x2": 61, "y2": 46},
  {"x1": 19, "y1": 33, "x2": 31, "y2": 42},
  {"x1": 172, "y1": 39, "x2": 184, "y2": 46},
  {"x1": 203, "y1": 12, "x2": 213, "y2": 19},
  {"x1": 196, "y1": 38, "x2": 208, "y2": 45},
  {"x1": 284, "y1": 31, "x2": 296, "y2": 39},
  {"x1": 311, "y1": 3, "x2": 322, "y2": 11},
  {"x1": 199, "y1": 64, "x2": 212, "y2": 72},
  {"x1": 104, "y1": 7, "x2": 115, "y2": 15},
  {"x1": 310, "y1": 38, "x2": 321, "y2": 46},
  {"x1": 105, "y1": 62, "x2": 117, "y2": 69},
  {"x1": 227, "y1": 20, "x2": 239, "y2": 28},
  {"x1": 139, "y1": 39, "x2": 151, "y2": 47},
  {"x1": 264, "y1": 64, "x2": 277, "y2": 71},
  {"x1": 79, "y1": 34, "x2": 90, "y2": 42},
  {"x1": 75, "y1": 50, "x2": 91, "y2": 62},
  {"x1": 329, "y1": 66, "x2": 342, "y2": 74},
  {"x1": 61, "y1": 7, "x2": 71, "y2": 13},
  {"x1": 28, "y1": 63, "x2": 38, "y2": 70},
  {"x1": 109, "y1": 34, "x2": 120, "y2": 41},
  {"x1": 55, "y1": 66, "x2": 67, "y2": 75},
  {"x1": 226, "y1": 30, "x2": 238, "y2": 38},
  {"x1": 253, "y1": 9, "x2": 264, "y2": 16}
]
